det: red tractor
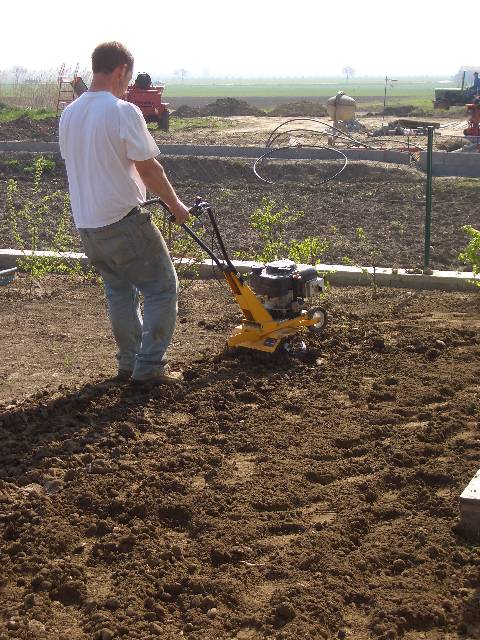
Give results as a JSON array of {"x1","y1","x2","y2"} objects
[
  {"x1": 125, "y1": 73, "x2": 170, "y2": 130},
  {"x1": 464, "y1": 98, "x2": 480, "y2": 140}
]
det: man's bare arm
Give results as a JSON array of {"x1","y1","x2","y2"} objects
[{"x1": 134, "y1": 158, "x2": 189, "y2": 224}]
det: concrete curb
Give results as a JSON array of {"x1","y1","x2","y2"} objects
[
  {"x1": 1, "y1": 250, "x2": 477, "y2": 292},
  {"x1": 419, "y1": 150, "x2": 480, "y2": 177},
  {"x1": 0, "y1": 141, "x2": 410, "y2": 165},
  {"x1": 2, "y1": 142, "x2": 480, "y2": 178},
  {"x1": 0, "y1": 141, "x2": 60, "y2": 153}
]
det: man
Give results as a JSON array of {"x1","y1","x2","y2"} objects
[
  {"x1": 472, "y1": 72, "x2": 480, "y2": 95},
  {"x1": 59, "y1": 41, "x2": 189, "y2": 385}
]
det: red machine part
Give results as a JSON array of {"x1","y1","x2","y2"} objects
[
  {"x1": 464, "y1": 99, "x2": 480, "y2": 138},
  {"x1": 125, "y1": 74, "x2": 170, "y2": 130}
]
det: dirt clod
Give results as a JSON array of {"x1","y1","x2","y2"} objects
[
  {"x1": 275, "y1": 603, "x2": 296, "y2": 620},
  {"x1": 149, "y1": 622, "x2": 163, "y2": 635}
]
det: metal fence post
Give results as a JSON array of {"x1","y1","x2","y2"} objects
[{"x1": 424, "y1": 126, "x2": 434, "y2": 272}]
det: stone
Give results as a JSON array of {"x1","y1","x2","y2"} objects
[
  {"x1": 6, "y1": 619, "x2": 19, "y2": 631},
  {"x1": 43, "y1": 479, "x2": 63, "y2": 495},
  {"x1": 23, "y1": 593, "x2": 35, "y2": 609},
  {"x1": 27, "y1": 620, "x2": 46, "y2": 636},
  {"x1": 105, "y1": 597, "x2": 120, "y2": 610},
  {"x1": 149, "y1": 622, "x2": 162, "y2": 636}
]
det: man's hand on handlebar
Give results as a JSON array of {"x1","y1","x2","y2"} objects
[{"x1": 169, "y1": 200, "x2": 189, "y2": 225}]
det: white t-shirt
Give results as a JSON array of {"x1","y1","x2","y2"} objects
[{"x1": 59, "y1": 91, "x2": 160, "y2": 228}]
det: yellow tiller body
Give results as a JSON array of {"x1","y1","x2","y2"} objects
[{"x1": 143, "y1": 197, "x2": 327, "y2": 353}]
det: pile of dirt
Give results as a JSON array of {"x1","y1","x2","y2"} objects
[
  {"x1": 200, "y1": 98, "x2": 264, "y2": 117},
  {"x1": 0, "y1": 280, "x2": 480, "y2": 639},
  {"x1": 0, "y1": 116, "x2": 58, "y2": 141},
  {"x1": 436, "y1": 136, "x2": 466, "y2": 152},
  {"x1": 171, "y1": 99, "x2": 264, "y2": 119},
  {"x1": 268, "y1": 100, "x2": 328, "y2": 118},
  {"x1": 383, "y1": 105, "x2": 426, "y2": 117},
  {"x1": 171, "y1": 105, "x2": 202, "y2": 118}
]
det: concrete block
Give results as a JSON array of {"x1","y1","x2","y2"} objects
[
  {"x1": 0, "y1": 141, "x2": 411, "y2": 167},
  {"x1": 419, "y1": 150, "x2": 480, "y2": 177},
  {"x1": 0, "y1": 250, "x2": 477, "y2": 292},
  {"x1": 315, "y1": 264, "x2": 478, "y2": 292},
  {"x1": 459, "y1": 470, "x2": 480, "y2": 540},
  {"x1": 0, "y1": 141, "x2": 60, "y2": 153},
  {"x1": 0, "y1": 249, "x2": 89, "y2": 270}
]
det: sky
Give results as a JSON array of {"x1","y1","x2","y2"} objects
[{"x1": 1, "y1": 0, "x2": 477, "y2": 79}]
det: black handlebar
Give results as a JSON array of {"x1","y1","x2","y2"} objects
[{"x1": 140, "y1": 196, "x2": 240, "y2": 277}]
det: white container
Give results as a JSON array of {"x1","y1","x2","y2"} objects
[{"x1": 327, "y1": 91, "x2": 356, "y2": 122}]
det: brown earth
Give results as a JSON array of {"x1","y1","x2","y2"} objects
[
  {"x1": 0, "y1": 117, "x2": 58, "y2": 142},
  {"x1": 172, "y1": 99, "x2": 265, "y2": 120},
  {"x1": 0, "y1": 110, "x2": 468, "y2": 150},
  {"x1": 0, "y1": 156, "x2": 478, "y2": 272},
  {"x1": 162, "y1": 96, "x2": 442, "y2": 110},
  {"x1": 171, "y1": 99, "x2": 327, "y2": 119},
  {"x1": 268, "y1": 102, "x2": 328, "y2": 118},
  {"x1": 0, "y1": 276, "x2": 480, "y2": 640}
]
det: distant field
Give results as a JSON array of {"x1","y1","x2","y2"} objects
[
  {"x1": 0, "y1": 76, "x2": 457, "y2": 112},
  {"x1": 162, "y1": 78, "x2": 454, "y2": 99}
]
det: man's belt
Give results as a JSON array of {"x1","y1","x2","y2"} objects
[{"x1": 125, "y1": 205, "x2": 141, "y2": 218}]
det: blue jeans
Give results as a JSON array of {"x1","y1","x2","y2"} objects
[{"x1": 79, "y1": 211, "x2": 178, "y2": 380}]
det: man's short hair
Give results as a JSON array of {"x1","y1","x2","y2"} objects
[{"x1": 91, "y1": 42, "x2": 134, "y2": 74}]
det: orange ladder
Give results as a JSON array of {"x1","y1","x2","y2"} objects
[{"x1": 56, "y1": 63, "x2": 79, "y2": 117}]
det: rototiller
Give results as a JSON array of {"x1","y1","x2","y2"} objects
[{"x1": 144, "y1": 197, "x2": 327, "y2": 353}]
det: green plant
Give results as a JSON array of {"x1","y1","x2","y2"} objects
[
  {"x1": 41, "y1": 157, "x2": 56, "y2": 173},
  {"x1": 170, "y1": 116, "x2": 234, "y2": 132},
  {"x1": 434, "y1": 178, "x2": 480, "y2": 192},
  {"x1": 354, "y1": 226, "x2": 381, "y2": 295},
  {"x1": 288, "y1": 236, "x2": 329, "y2": 266},
  {"x1": 390, "y1": 220, "x2": 405, "y2": 236},
  {"x1": 459, "y1": 225, "x2": 480, "y2": 286},
  {"x1": 247, "y1": 197, "x2": 304, "y2": 263},
  {"x1": 150, "y1": 208, "x2": 207, "y2": 288},
  {"x1": 7, "y1": 155, "x2": 92, "y2": 284},
  {"x1": 2, "y1": 159, "x2": 20, "y2": 168},
  {"x1": 216, "y1": 187, "x2": 234, "y2": 202},
  {"x1": 0, "y1": 105, "x2": 56, "y2": 122}
]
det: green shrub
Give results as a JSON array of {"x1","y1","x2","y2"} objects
[
  {"x1": 247, "y1": 197, "x2": 304, "y2": 263},
  {"x1": 459, "y1": 225, "x2": 480, "y2": 285},
  {"x1": 2, "y1": 159, "x2": 20, "y2": 169},
  {"x1": 150, "y1": 207, "x2": 207, "y2": 287},
  {"x1": 7, "y1": 155, "x2": 90, "y2": 282},
  {"x1": 288, "y1": 236, "x2": 329, "y2": 265}
]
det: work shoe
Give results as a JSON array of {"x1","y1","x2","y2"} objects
[
  {"x1": 131, "y1": 370, "x2": 183, "y2": 386},
  {"x1": 98, "y1": 369, "x2": 132, "y2": 388},
  {"x1": 114, "y1": 369, "x2": 133, "y2": 382}
]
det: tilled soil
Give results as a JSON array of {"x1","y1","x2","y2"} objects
[
  {"x1": 0, "y1": 280, "x2": 479, "y2": 640},
  {"x1": 0, "y1": 117, "x2": 57, "y2": 142},
  {"x1": 0, "y1": 156, "x2": 478, "y2": 271}
]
